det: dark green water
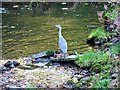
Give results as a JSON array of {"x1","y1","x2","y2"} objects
[{"x1": 2, "y1": 3, "x2": 101, "y2": 59}]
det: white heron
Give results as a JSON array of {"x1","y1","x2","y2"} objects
[{"x1": 55, "y1": 24, "x2": 67, "y2": 58}]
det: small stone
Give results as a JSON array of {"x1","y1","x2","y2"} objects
[
  {"x1": 72, "y1": 77, "x2": 78, "y2": 83},
  {"x1": 13, "y1": 61, "x2": 20, "y2": 67},
  {"x1": 53, "y1": 62, "x2": 60, "y2": 67},
  {"x1": 43, "y1": 66, "x2": 48, "y2": 69},
  {"x1": 34, "y1": 62, "x2": 47, "y2": 66},
  {"x1": 109, "y1": 79, "x2": 117, "y2": 88},
  {"x1": 24, "y1": 59, "x2": 32, "y2": 64},
  {"x1": 81, "y1": 70, "x2": 88, "y2": 75},
  {"x1": 48, "y1": 66, "x2": 53, "y2": 69},
  {"x1": 94, "y1": 73, "x2": 100, "y2": 79},
  {"x1": 82, "y1": 76, "x2": 89, "y2": 81},
  {"x1": 11, "y1": 26, "x2": 15, "y2": 29},
  {"x1": 74, "y1": 75, "x2": 83, "y2": 80},
  {"x1": 111, "y1": 73, "x2": 118, "y2": 79},
  {"x1": 0, "y1": 66, "x2": 7, "y2": 72},
  {"x1": 0, "y1": 81, "x2": 5, "y2": 86},
  {"x1": 74, "y1": 72, "x2": 80, "y2": 75},
  {"x1": 6, "y1": 85, "x2": 20, "y2": 89}
]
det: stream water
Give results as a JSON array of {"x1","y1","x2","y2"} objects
[{"x1": 2, "y1": 3, "x2": 101, "y2": 59}]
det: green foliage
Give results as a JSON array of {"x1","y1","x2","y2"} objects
[
  {"x1": 67, "y1": 80, "x2": 74, "y2": 85},
  {"x1": 73, "y1": 82, "x2": 81, "y2": 88},
  {"x1": 105, "y1": 8, "x2": 118, "y2": 21},
  {"x1": 91, "y1": 79, "x2": 110, "y2": 88},
  {"x1": 89, "y1": 73, "x2": 111, "y2": 88},
  {"x1": 75, "y1": 50, "x2": 111, "y2": 72},
  {"x1": 109, "y1": 43, "x2": 120, "y2": 57},
  {"x1": 45, "y1": 49, "x2": 55, "y2": 56},
  {"x1": 88, "y1": 27, "x2": 110, "y2": 39}
]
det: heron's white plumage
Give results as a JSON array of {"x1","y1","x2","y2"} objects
[
  {"x1": 59, "y1": 36, "x2": 67, "y2": 54},
  {"x1": 55, "y1": 24, "x2": 67, "y2": 54}
]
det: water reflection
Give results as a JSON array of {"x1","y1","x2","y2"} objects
[{"x1": 2, "y1": 2, "x2": 100, "y2": 59}]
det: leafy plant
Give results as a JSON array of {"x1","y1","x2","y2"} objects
[
  {"x1": 109, "y1": 43, "x2": 120, "y2": 57},
  {"x1": 91, "y1": 79, "x2": 111, "y2": 88},
  {"x1": 105, "y1": 8, "x2": 118, "y2": 21},
  {"x1": 75, "y1": 50, "x2": 111, "y2": 72},
  {"x1": 89, "y1": 73, "x2": 111, "y2": 88},
  {"x1": 73, "y1": 82, "x2": 81, "y2": 89},
  {"x1": 45, "y1": 49, "x2": 55, "y2": 56},
  {"x1": 88, "y1": 27, "x2": 110, "y2": 39}
]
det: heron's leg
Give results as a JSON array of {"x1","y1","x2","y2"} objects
[
  {"x1": 63, "y1": 53, "x2": 67, "y2": 59},
  {"x1": 64, "y1": 54, "x2": 66, "y2": 59},
  {"x1": 60, "y1": 49, "x2": 62, "y2": 53},
  {"x1": 59, "y1": 49, "x2": 63, "y2": 58}
]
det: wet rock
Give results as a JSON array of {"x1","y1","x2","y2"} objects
[
  {"x1": 111, "y1": 73, "x2": 118, "y2": 79},
  {"x1": 6, "y1": 85, "x2": 21, "y2": 90},
  {"x1": 0, "y1": 81, "x2": 5, "y2": 86},
  {"x1": 74, "y1": 74, "x2": 83, "y2": 81},
  {"x1": 43, "y1": 66, "x2": 48, "y2": 69},
  {"x1": 24, "y1": 60, "x2": 32, "y2": 65},
  {"x1": 13, "y1": 61, "x2": 20, "y2": 67},
  {"x1": 34, "y1": 62, "x2": 48, "y2": 67},
  {"x1": 112, "y1": 67, "x2": 119, "y2": 73},
  {"x1": 81, "y1": 76, "x2": 90, "y2": 81},
  {"x1": 4, "y1": 61, "x2": 14, "y2": 68},
  {"x1": 28, "y1": 51, "x2": 48, "y2": 59},
  {"x1": 52, "y1": 62, "x2": 60, "y2": 67},
  {"x1": 0, "y1": 66, "x2": 7, "y2": 73},
  {"x1": 109, "y1": 79, "x2": 118, "y2": 88},
  {"x1": 36, "y1": 58, "x2": 49, "y2": 63},
  {"x1": 23, "y1": 58, "x2": 33, "y2": 64},
  {"x1": 4, "y1": 61, "x2": 20, "y2": 68},
  {"x1": 113, "y1": 15, "x2": 120, "y2": 27},
  {"x1": 81, "y1": 70, "x2": 88, "y2": 75},
  {"x1": 109, "y1": 37, "x2": 119, "y2": 43},
  {"x1": 48, "y1": 66, "x2": 53, "y2": 69},
  {"x1": 74, "y1": 72, "x2": 80, "y2": 75},
  {"x1": 72, "y1": 77, "x2": 78, "y2": 83},
  {"x1": 63, "y1": 84, "x2": 73, "y2": 88}
]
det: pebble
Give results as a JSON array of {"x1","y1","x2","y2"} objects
[
  {"x1": 74, "y1": 75, "x2": 83, "y2": 80},
  {"x1": 81, "y1": 76, "x2": 89, "y2": 81},
  {"x1": 34, "y1": 62, "x2": 47, "y2": 66},
  {"x1": 48, "y1": 66, "x2": 53, "y2": 69},
  {"x1": 53, "y1": 62, "x2": 60, "y2": 67},
  {"x1": 81, "y1": 70, "x2": 88, "y2": 75},
  {"x1": 0, "y1": 61, "x2": 80, "y2": 88},
  {"x1": 109, "y1": 79, "x2": 118, "y2": 88},
  {"x1": 111, "y1": 73, "x2": 118, "y2": 79},
  {"x1": 94, "y1": 73, "x2": 100, "y2": 79},
  {"x1": 72, "y1": 77, "x2": 78, "y2": 83}
]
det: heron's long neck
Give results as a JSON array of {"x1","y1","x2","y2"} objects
[{"x1": 58, "y1": 28, "x2": 62, "y2": 37}]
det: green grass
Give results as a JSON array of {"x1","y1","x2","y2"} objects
[
  {"x1": 88, "y1": 27, "x2": 110, "y2": 39},
  {"x1": 105, "y1": 7, "x2": 118, "y2": 21},
  {"x1": 109, "y1": 43, "x2": 120, "y2": 57},
  {"x1": 75, "y1": 50, "x2": 112, "y2": 72}
]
